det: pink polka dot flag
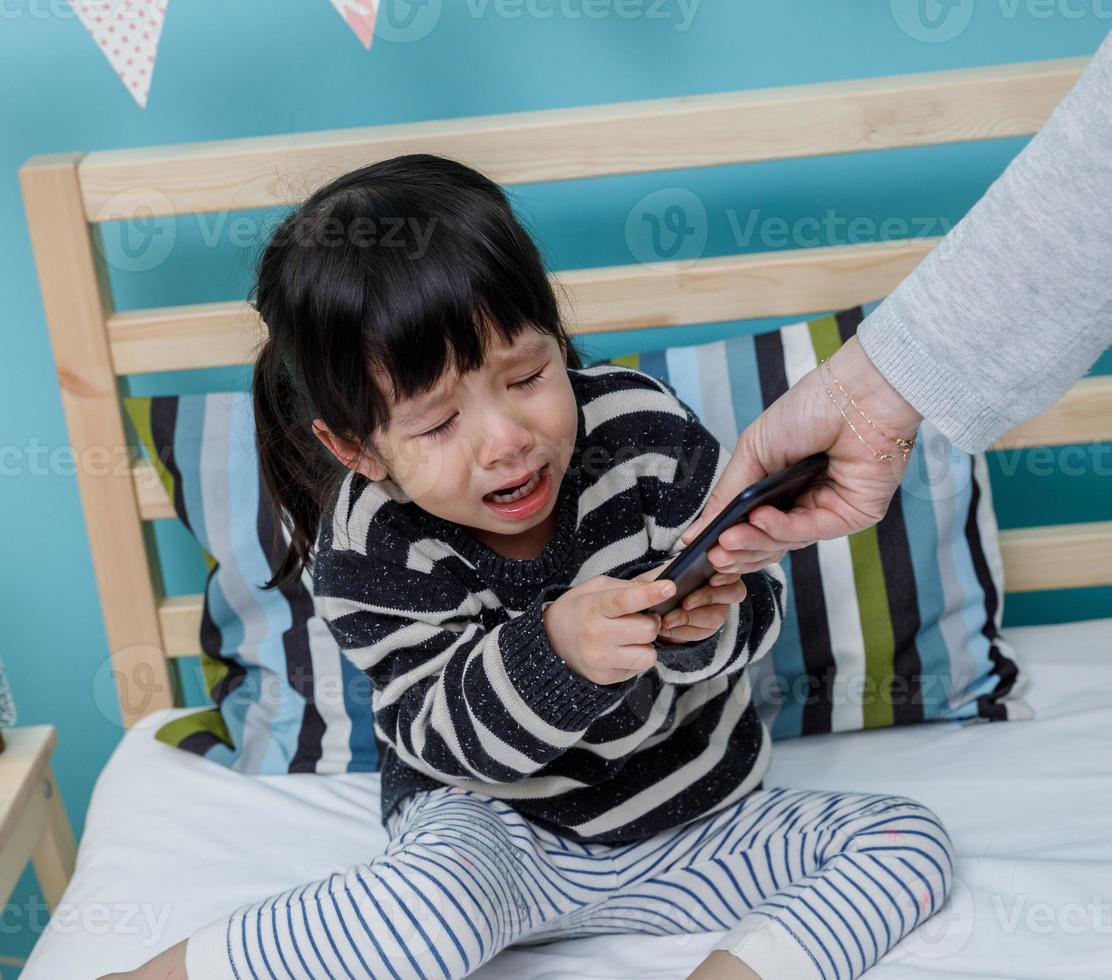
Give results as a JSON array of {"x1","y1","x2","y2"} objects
[
  {"x1": 329, "y1": 0, "x2": 379, "y2": 49},
  {"x1": 71, "y1": 0, "x2": 169, "y2": 109},
  {"x1": 73, "y1": 0, "x2": 381, "y2": 109}
]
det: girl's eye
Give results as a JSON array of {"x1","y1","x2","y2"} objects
[
  {"x1": 512, "y1": 369, "x2": 545, "y2": 390},
  {"x1": 419, "y1": 415, "x2": 457, "y2": 440}
]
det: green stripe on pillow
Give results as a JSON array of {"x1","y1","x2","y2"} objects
[
  {"x1": 806, "y1": 314, "x2": 900, "y2": 728},
  {"x1": 154, "y1": 707, "x2": 233, "y2": 750}
]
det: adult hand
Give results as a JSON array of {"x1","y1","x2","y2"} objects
[{"x1": 680, "y1": 336, "x2": 924, "y2": 573}]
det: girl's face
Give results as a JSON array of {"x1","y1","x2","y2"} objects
[{"x1": 319, "y1": 330, "x2": 578, "y2": 549}]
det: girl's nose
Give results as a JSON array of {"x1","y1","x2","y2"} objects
[{"x1": 477, "y1": 412, "x2": 535, "y2": 468}]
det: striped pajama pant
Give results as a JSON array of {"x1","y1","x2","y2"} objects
[{"x1": 185, "y1": 784, "x2": 955, "y2": 980}]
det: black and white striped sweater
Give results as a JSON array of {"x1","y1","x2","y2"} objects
[{"x1": 311, "y1": 364, "x2": 786, "y2": 844}]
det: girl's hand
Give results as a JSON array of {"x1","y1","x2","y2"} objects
[
  {"x1": 543, "y1": 575, "x2": 676, "y2": 685},
  {"x1": 658, "y1": 571, "x2": 746, "y2": 644},
  {"x1": 630, "y1": 561, "x2": 747, "y2": 645}
]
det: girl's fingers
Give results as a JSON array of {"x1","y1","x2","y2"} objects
[
  {"x1": 658, "y1": 625, "x2": 708, "y2": 643},
  {"x1": 658, "y1": 607, "x2": 728, "y2": 642},
  {"x1": 700, "y1": 579, "x2": 747, "y2": 607},
  {"x1": 630, "y1": 558, "x2": 674, "y2": 583},
  {"x1": 677, "y1": 577, "x2": 746, "y2": 613},
  {"x1": 615, "y1": 611, "x2": 663, "y2": 645},
  {"x1": 602, "y1": 578, "x2": 675, "y2": 618},
  {"x1": 680, "y1": 605, "x2": 729, "y2": 631},
  {"x1": 614, "y1": 644, "x2": 658, "y2": 677},
  {"x1": 661, "y1": 604, "x2": 729, "y2": 633}
]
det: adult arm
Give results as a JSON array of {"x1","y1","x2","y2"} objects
[
  {"x1": 858, "y1": 27, "x2": 1112, "y2": 453},
  {"x1": 681, "y1": 30, "x2": 1112, "y2": 563}
]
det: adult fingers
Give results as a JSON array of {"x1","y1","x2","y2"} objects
[
  {"x1": 705, "y1": 546, "x2": 787, "y2": 575},
  {"x1": 743, "y1": 496, "x2": 860, "y2": 547},
  {"x1": 707, "y1": 519, "x2": 784, "y2": 555},
  {"x1": 678, "y1": 429, "x2": 774, "y2": 546},
  {"x1": 680, "y1": 378, "x2": 836, "y2": 546}
]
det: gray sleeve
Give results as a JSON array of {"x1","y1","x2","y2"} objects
[{"x1": 857, "y1": 29, "x2": 1112, "y2": 454}]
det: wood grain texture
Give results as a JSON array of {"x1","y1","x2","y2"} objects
[
  {"x1": 19, "y1": 156, "x2": 175, "y2": 728},
  {"x1": 77, "y1": 57, "x2": 1085, "y2": 219},
  {"x1": 0, "y1": 728, "x2": 76, "y2": 910}
]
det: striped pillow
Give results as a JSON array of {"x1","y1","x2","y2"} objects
[
  {"x1": 602, "y1": 302, "x2": 1032, "y2": 738},
  {"x1": 124, "y1": 393, "x2": 379, "y2": 774}
]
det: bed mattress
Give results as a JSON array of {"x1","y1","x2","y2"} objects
[{"x1": 21, "y1": 616, "x2": 1112, "y2": 979}]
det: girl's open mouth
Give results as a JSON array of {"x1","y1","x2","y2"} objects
[{"x1": 482, "y1": 464, "x2": 552, "y2": 519}]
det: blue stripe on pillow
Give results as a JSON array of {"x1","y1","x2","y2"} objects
[
  {"x1": 128, "y1": 390, "x2": 381, "y2": 775},
  {"x1": 897, "y1": 435, "x2": 957, "y2": 721},
  {"x1": 221, "y1": 393, "x2": 306, "y2": 772}
]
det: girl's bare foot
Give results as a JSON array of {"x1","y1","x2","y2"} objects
[{"x1": 687, "y1": 948, "x2": 764, "y2": 979}]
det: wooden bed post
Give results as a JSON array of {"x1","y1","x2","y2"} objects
[{"x1": 19, "y1": 153, "x2": 175, "y2": 729}]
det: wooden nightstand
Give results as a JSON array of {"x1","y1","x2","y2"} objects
[{"x1": 0, "y1": 726, "x2": 77, "y2": 911}]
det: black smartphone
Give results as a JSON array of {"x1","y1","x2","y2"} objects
[{"x1": 642, "y1": 452, "x2": 829, "y2": 616}]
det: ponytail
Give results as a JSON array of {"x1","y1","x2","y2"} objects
[{"x1": 252, "y1": 340, "x2": 343, "y2": 590}]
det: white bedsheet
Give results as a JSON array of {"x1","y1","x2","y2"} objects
[{"x1": 22, "y1": 617, "x2": 1112, "y2": 979}]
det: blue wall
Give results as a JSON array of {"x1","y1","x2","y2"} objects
[{"x1": 2, "y1": 2, "x2": 1109, "y2": 972}]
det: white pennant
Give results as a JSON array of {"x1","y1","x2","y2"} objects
[
  {"x1": 71, "y1": 0, "x2": 169, "y2": 109},
  {"x1": 329, "y1": 0, "x2": 379, "y2": 49}
]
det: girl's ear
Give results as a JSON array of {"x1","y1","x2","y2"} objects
[{"x1": 312, "y1": 420, "x2": 388, "y2": 481}]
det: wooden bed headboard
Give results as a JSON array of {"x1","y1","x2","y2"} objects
[{"x1": 19, "y1": 55, "x2": 1112, "y2": 728}]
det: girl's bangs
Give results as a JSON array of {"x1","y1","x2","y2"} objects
[{"x1": 371, "y1": 237, "x2": 562, "y2": 408}]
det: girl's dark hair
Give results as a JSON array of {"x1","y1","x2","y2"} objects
[{"x1": 250, "y1": 153, "x2": 582, "y2": 590}]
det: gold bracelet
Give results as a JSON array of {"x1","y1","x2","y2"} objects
[{"x1": 818, "y1": 357, "x2": 917, "y2": 463}]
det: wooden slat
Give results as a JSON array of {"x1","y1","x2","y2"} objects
[
  {"x1": 991, "y1": 376, "x2": 1112, "y2": 449},
  {"x1": 19, "y1": 155, "x2": 175, "y2": 728},
  {"x1": 155, "y1": 520, "x2": 1112, "y2": 657},
  {"x1": 0, "y1": 728, "x2": 74, "y2": 911},
  {"x1": 109, "y1": 238, "x2": 938, "y2": 374},
  {"x1": 1000, "y1": 521, "x2": 1112, "y2": 593},
  {"x1": 108, "y1": 300, "x2": 266, "y2": 376},
  {"x1": 564, "y1": 239, "x2": 936, "y2": 335},
  {"x1": 0, "y1": 726, "x2": 56, "y2": 852},
  {"x1": 158, "y1": 594, "x2": 208, "y2": 661},
  {"x1": 30, "y1": 765, "x2": 78, "y2": 910},
  {"x1": 134, "y1": 460, "x2": 176, "y2": 521},
  {"x1": 78, "y1": 56, "x2": 1086, "y2": 220}
]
